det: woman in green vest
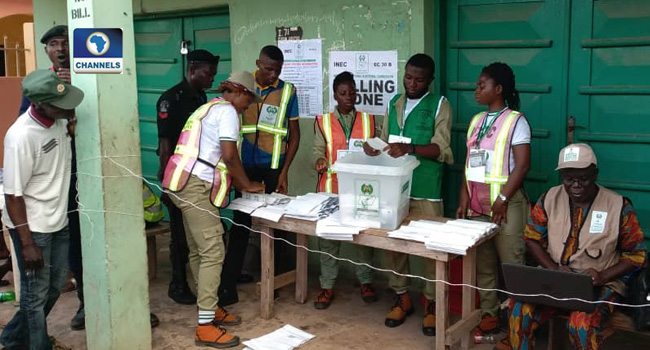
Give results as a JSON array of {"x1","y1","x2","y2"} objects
[{"x1": 456, "y1": 62, "x2": 531, "y2": 334}]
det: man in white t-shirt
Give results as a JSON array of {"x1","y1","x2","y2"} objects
[
  {"x1": 0, "y1": 69, "x2": 83, "y2": 350},
  {"x1": 164, "y1": 71, "x2": 264, "y2": 348}
]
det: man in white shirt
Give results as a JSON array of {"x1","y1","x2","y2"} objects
[{"x1": 1, "y1": 69, "x2": 83, "y2": 350}]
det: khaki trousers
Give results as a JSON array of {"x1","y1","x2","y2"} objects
[
  {"x1": 474, "y1": 189, "x2": 528, "y2": 316},
  {"x1": 170, "y1": 175, "x2": 225, "y2": 311},
  {"x1": 386, "y1": 199, "x2": 443, "y2": 300}
]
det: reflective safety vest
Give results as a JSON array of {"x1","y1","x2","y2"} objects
[
  {"x1": 316, "y1": 111, "x2": 374, "y2": 194},
  {"x1": 162, "y1": 98, "x2": 233, "y2": 208},
  {"x1": 464, "y1": 108, "x2": 522, "y2": 215},
  {"x1": 241, "y1": 82, "x2": 293, "y2": 169},
  {"x1": 143, "y1": 183, "x2": 164, "y2": 223}
]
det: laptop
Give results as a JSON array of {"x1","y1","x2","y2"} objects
[{"x1": 502, "y1": 263, "x2": 596, "y2": 312}]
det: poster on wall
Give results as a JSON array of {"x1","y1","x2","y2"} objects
[
  {"x1": 328, "y1": 51, "x2": 398, "y2": 116},
  {"x1": 277, "y1": 39, "x2": 323, "y2": 118}
]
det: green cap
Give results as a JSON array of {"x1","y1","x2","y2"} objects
[{"x1": 22, "y1": 70, "x2": 84, "y2": 110}]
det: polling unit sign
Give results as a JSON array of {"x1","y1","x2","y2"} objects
[{"x1": 328, "y1": 51, "x2": 398, "y2": 115}]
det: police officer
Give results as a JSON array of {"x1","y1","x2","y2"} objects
[{"x1": 157, "y1": 49, "x2": 219, "y2": 305}]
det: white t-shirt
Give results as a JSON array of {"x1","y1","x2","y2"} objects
[
  {"x1": 3, "y1": 109, "x2": 71, "y2": 233},
  {"x1": 403, "y1": 91, "x2": 429, "y2": 124},
  {"x1": 482, "y1": 113, "x2": 531, "y2": 174},
  {"x1": 193, "y1": 103, "x2": 240, "y2": 183}
]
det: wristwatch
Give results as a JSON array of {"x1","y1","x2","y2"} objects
[{"x1": 498, "y1": 193, "x2": 508, "y2": 202}]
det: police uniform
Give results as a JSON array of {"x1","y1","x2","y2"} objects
[{"x1": 156, "y1": 49, "x2": 218, "y2": 304}]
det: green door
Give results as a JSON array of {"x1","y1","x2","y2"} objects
[
  {"x1": 134, "y1": 10, "x2": 232, "y2": 188},
  {"x1": 569, "y1": 0, "x2": 650, "y2": 243},
  {"x1": 442, "y1": 0, "x2": 570, "y2": 212},
  {"x1": 442, "y1": 0, "x2": 650, "y2": 245}
]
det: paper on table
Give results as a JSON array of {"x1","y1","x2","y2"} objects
[
  {"x1": 251, "y1": 205, "x2": 285, "y2": 222},
  {"x1": 366, "y1": 137, "x2": 388, "y2": 151},
  {"x1": 227, "y1": 198, "x2": 265, "y2": 214}
]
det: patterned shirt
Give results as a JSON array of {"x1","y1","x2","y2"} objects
[{"x1": 524, "y1": 190, "x2": 646, "y2": 268}]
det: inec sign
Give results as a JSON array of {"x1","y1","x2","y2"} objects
[
  {"x1": 73, "y1": 28, "x2": 123, "y2": 74},
  {"x1": 328, "y1": 51, "x2": 398, "y2": 115}
]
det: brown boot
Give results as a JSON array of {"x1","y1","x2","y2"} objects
[
  {"x1": 195, "y1": 322, "x2": 240, "y2": 348},
  {"x1": 385, "y1": 292, "x2": 414, "y2": 327},
  {"x1": 422, "y1": 299, "x2": 436, "y2": 336},
  {"x1": 360, "y1": 284, "x2": 378, "y2": 303},
  {"x1": 214, "y1": 307, "x2": 241, "y2": 326},
  {"x1": 314, "y1": 288, "x2": 334, "y2": 310},
  {"x1": 476, "y1": 313, "x2": 499, "y2": 334}
]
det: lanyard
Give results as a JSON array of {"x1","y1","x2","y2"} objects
[
  {"x1": 475, "y1": 107, "x2": 507, "y2": 148},
  {"x1": 337, "y1": 109, "x2": 356, "y2": 143}
]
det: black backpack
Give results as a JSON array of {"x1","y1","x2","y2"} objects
[{"x1": 628, "y1": 266, "x2": 650, "y2": 331}]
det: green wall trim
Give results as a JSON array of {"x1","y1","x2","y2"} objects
[
  {"x1": 136, "y1": 57, "x2": 178, "y2": 64},
  {"x1": 450, "y1": 39, "x2": 552, "y2": 49},
  {"x1": 449, "y1": 82, "x2": 551, "y2": 93},
  {"x1": 576, "y1": 132, "x2": 650, "y2": 144},
  {"x1": 134, "y1": 7, "x2": 229, "y2": 19},
  {"x1": 582, "y1": 36, "x2": 650, "y2": 48},
  {"x1": 579, "y1": 85, "x2": 650, "y2": 95}
]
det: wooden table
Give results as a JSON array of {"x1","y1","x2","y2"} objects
[{"x1": 252, "y1": 214, "x2": 496, "y2": 350}]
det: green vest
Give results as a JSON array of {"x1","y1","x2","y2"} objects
[{"x1": 387, "y1": 93, "x2": 444, "y2": 200}]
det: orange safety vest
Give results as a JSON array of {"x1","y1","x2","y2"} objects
[
  {"x1": 162, "y1": 98, "x2": 233, "y2": 208},
  {"x1": 316, "y1": 111, "x2": 374, "y2": 193}
]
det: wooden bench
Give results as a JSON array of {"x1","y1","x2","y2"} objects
[
  {"x1": 145, "y1": 223, "x2": 171, "y2": 280},
  {"x1": 548, "y1": 310, "x2": 650, "y2": 349}
]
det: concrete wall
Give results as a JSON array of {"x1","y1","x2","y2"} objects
[{"x1": 134, "y1": 0, "x2": 433, "y2": 196}]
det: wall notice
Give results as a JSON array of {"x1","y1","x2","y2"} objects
[
  {"x1": 329, "y1": 51, "x2": 397, "y2": 116},
  {"x1": 278, "y1": 39, "x2": 323, "y2": 118}
]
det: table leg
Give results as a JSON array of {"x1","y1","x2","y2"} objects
[
  {"x1": 259, "y1": 225, "x2": 275, "y2": 319},
  {"x1": 461, "y1": 247, "x2": 477, "y2": 350},
  {"x1": 436, "y1": 260, "x2": 449, "y2": 350},
  {"x1": 295, "y1": 233, "x2": 308, "y2": 304}
]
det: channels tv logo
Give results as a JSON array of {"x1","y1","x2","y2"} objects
[{"x1": 73, "y1": 28, "x2": 123, "y2": 74}]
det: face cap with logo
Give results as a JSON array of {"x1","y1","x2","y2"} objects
[
  {"x1": 22, "y1": 69, "x2": 84, "y2": 110},
  {"x1": 218, "y1": 70, "x2": 263, "y2": 103},
  {"x1": 556, "y1": 143, "x2": 598, "y2": 170}
]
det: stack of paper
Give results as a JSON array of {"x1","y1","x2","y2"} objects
[
  {"x1": 243, "y1": 325, "x2": 314, "y2": 350},
  {"x1": 227, "y1": 198, "x2": 266, "y2": 214},
  {"x1": 284, "y1": 193, "x2": 338, "y2": 221},
  {"x1": 315, "y1": 211, "x2": 363, "y2": 241},
  {"x1": 388, "y1": 219, "x2": 498, "y2": 255}
]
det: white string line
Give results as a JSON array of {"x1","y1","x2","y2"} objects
[{"x1": 96, "y1": 156, "x2": 650, "y2": 309}]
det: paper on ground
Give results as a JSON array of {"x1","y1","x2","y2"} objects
[{"x1": 243, "y1": 324, "x2": 314, "y2": 350}]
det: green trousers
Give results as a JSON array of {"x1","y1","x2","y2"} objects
[
  {"x1": 474, "y1": 189, "x2": 528, "y2": 316},
  {"x1": 318, "y1": 238, "x2": 374, "y2": 289},
  {"x1": 386, "y1": 199, "x2": 443, "y2": 300}
]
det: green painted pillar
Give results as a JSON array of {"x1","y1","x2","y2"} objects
[
  {"x1": 32, "y1": 0, "x2": 67, "y2": 68},
  {"x1": 66, "y1": 0, "x2": 152, "y2": 349}
]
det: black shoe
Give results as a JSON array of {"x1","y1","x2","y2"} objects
[
  {"x1": 237, "y1": 273, "x2": 254, "y2": 284},
  {"x1": 71, "y1": 306, "x2": 85, "y2": 330},
  {"x1": 218, "y1": 288, "x2": 239, "y2": 307},
  {"x1": 168, "y1": 283, "x2": 197, "y2": 305},
  {"x1": 150, "y1": 313, "x2": 160, "y2": 328}
]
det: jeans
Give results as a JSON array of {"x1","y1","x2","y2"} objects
[{"x1": 0, "y1": 227, "x2": 70, "y2": 350}]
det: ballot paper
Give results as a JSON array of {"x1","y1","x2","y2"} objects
[
  {"x1": 388, "y1": 219, "x2": 499, "y2": 255},
  {"x1": 251, "y1": 205, "x2": 286, "y2": 222},
  {"x1": 226, "y1": 198, "x2": 266, "y2": 214},
  {"x1": 315, "y1": 211, "x2": 363, "y2": 241},
  {"x1": 284, "y1": 193, "x2": 339, "y2": 221},
  {"x1": 243, "y1": 324, "x2": 314, "y2": 350},
  {"x1": 366, "y1": 137, "x2": 388, "y2": 152}
]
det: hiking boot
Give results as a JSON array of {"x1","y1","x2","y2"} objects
[
  {"x1": 313, "y1": 288, "x2": 334, "y2": 310},
  {"x1": 213, "y1": 307, "x2": 241, "y2": 326},
  {"x1": 493, "y1": 336, "x2": 511, "y2": 350},
  {"x1": 422, "y1": 299, "x2": 436, "y2": 336},
  {"x1": 360, "y1": 284, "x2": 378, "y2": 303},
  {"x1": 70, "y1": 306, "x2": 85, "y2": 330},
  {"x1": 168, "y1": 282, "x2": 197, "y2": 305},
  {"x1": 195, "y1": 322, "x2": 240, "y2": 348},
  {"x1": 385, "y1": 292, "x2": 414, "y2": 327},
  {"x1": 477, "y1": 313, "x2": 499, "y2": 334}
]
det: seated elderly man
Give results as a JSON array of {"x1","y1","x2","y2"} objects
[{"x1": 497, "y1": 143, "x2": 646, "y2": 350}]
